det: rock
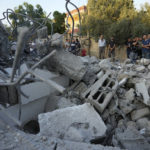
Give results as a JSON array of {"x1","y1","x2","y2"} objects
[
  {"x1": 56, "y1": 140, "x2": 122, "y2": 150},
  {"x1": 119, "y1": 99, "x2": 135, "y2": 114},
  {"x1": 92, "y1": 64, "x2": 101, "y2": 73},
  {"x1": 57, "y1": 97, "x2": 76, "y2": 109},
  {"x1": 125, "y1": 88, "x2": 135, "y2": 102},
  {"x1": 140, "y1": 58, "x2": 150, "y2": 66},
  {"x1": 148, "y1": 64, "x2": 150, "y2": 70},
  {"x1": 136, "y1": 81, "x2": 150, "y2": 106},
  {"x1": 136, "y1": 118, "x2": 150, "y2": 130},
  {"x1": 74, "y1": 82, "x2": 88, "y2": 94},
  {"x1": 51, "y1": 33, "x2": 63, "y2": 47},
  {"x1": 131, "y1": 107, "x2": 150, "y2": 121},
  {"x1": 99, "y1": 59, "x2": 111, "y2": 69},
  {"x1": 136, "y1": 66, "x2": 145, "y2": 72},
  {"x1": 38, "y1": 103, "x2": 107, "y2": 143},
  {"x1": 116, "y1": 128, "x2": 150, "y2": 150},
  {"x1": 49, "y1": 50, "x2": 86, "y2": 81},
  {"x1": 89, "y1": 56, "x2": 98, "y2": 64},
  {"x1": 127, "y1": 121, "x2": 137, "y2": 130}
]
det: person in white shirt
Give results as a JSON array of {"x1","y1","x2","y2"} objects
[{"x1": 98, "y1": 35, "x2": 106, "y2": 59}]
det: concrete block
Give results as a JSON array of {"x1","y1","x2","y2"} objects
[
  {"x1": 38, "y1": 103, "x2": 107, "y2": 143},
  {"x1": 136, "y1": 82, "x2": 150, "y2": 106},
  {"x1": 82, "y1": 71, "x2": 118, "y2": 113},
  {"x1": 131, "y1": 108, "x2": 150, "y2": 121},
  {"x1": 49, "y1": 50, "x2": 86, "y2": 81}
]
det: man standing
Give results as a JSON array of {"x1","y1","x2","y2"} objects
[
  {"x1": 98, "y1": 35, "x2": 106, "y2": 59},
  {"x1": 142, "y1": 35, "x2": 149, "y2": 59},
  {"x1": 108, "y1": 37, "x2": 115, "y2": 61},
  {"x1": 125, "y1": 38, "x2": 132, "y2": 59}
]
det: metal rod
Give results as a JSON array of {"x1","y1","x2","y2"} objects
[{"x1": 29, "y1": 71, "x2": 65, "y2": 94}]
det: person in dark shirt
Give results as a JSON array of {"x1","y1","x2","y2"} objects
[
  {"x1": 142, "y1": 34, "x2": 149, "y2": 59},
  {"x1": 130, "y1": 37, "x2": 138, "y2": 63},
  {"x1": 125, "y1": 38, "x2": 132, "y2": 59},
  {"x1": 75, "y1": 38, "x2": 81, "y2": 55},
  {"x1": 108, "y1": 37, "x2": 115, "y2": 61},
  {"x1": 70, "y1": 39, "x2": 76, "y2": 54}
]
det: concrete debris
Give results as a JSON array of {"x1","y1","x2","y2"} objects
[
  {"x1": 1, "y1": 15, "x2": 150, "y2": 150},
  {"x1": 49, "y1": 50, "x2": 86, "y2": 81},
  {"x1": 38, "y1": 103, "x2": 107, "y2": 143},
  {"x1": 131, "y1": 107, "x2": 150, "y2": 121},
  {"x1": 136, "y1": 65, "x2": 146, "y2": 72},
  {"x1": 115, "y1": 128, "x2": 150, "y2": 150},
  {"x1": 136, "y1": 81, "x2": 150, "y2": 106}
]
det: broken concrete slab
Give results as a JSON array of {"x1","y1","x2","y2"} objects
[
  {"x1": 115, "y1": 128, "x2": 150, "y2": 150},
  {"x1": 38, "y1": 103, "x2": 107, "y2": 143},
  {"x1": 131, "y1": 107, "x2": 150, "y2": 121},
  {"x1": 51, "y1": 33, "x2": 63, "y2": 47},
  {"x1": 48, "y1": 50, "x2": 86, "y2": 81},
  {"x1": 136, "y1": 81, "x2": 150, "y2": 106}
]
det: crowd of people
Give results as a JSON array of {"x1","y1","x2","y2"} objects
[
  {"x1": 65, "y1": 38, "x2": 82, "y2": 55},
  {"x1": 98, "y1": 34, "x2": 150, "y2": 63}
]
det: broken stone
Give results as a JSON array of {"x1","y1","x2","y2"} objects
[
  {"x1": 140, "y1": 58, "x2": 150, "y2": 66},
  {"x1": 136, "y1": 118, "x2": 150, "y2": 131},
  {"x1": 99, "y1": 59, "x2": 111, "y2": 69},
  {"x1": 119, "y1": 99, "x2": 135, "y2": 114},
  {"x1": 49, "y1": 50, "x2": 86, "y2": 81},
  {"x1": 89, "y1": 56, "x2": 99, "y2": 64},
  {"x1": 136, "y1": 81, "x2": 150, "y2": 106},
  {"x1": 74, "y1": 82, "x2": 88, "y2": 94},
  {"x1": 115, "y1": 128, "x2": 150, "y2": 150},
  {"x1": 131, "y1": 107, "x2": 150, "y2": 121},
  {"x1": 51, "y1": 33, "x2": 63, "y2": 47},
  {"x1": 148, "y1": 64, "x2": 150, "y2": 70},
  {"x1": 38, "y1": 103, "x2": 107, "y2": 143},
  {"x1": 136, "y1": 66, "x2": 145, "y2": 72},
  {"x1": 125, "y1": 88, "x2": 135, "y2": 102},
  {"x1": 57, "y1": 97, "x2": 76, "y2": 109}
]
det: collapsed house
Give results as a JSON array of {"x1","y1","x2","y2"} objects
[{"x1": 0, "y1": 5, "x2": 150, "y2": 150}]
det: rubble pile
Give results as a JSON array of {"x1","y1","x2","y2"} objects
[{"x1": 1, "y1": 24, "x2": 150, "y2": 150}]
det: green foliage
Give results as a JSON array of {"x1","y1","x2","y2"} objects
[
  {"x1": 9, "y1": 2, "x2": 46, "y2": 27},
  {"x1": 83, "y1": 0, "x2": 150, "y2": 44},
  {"x1": 53, "y1": 11, "x2": 66, "y2": 34},
  {"x1": 9, "y1": 3, "x2": 66, "y2": 35}
]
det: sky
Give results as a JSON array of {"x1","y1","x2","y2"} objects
[{"x1": 0, "y1": 0, "x2": 150, "y2": 22}]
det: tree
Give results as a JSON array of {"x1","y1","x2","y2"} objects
[
  {"x1": 9, "y1": 2, "x2": 46, "y2": 27},
  {"x1": 87, "y1": 0, "x2": 134, "y2": 22},
  {"x1": 53, "y1": 11, "x2": 66, "y2": 34}
]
